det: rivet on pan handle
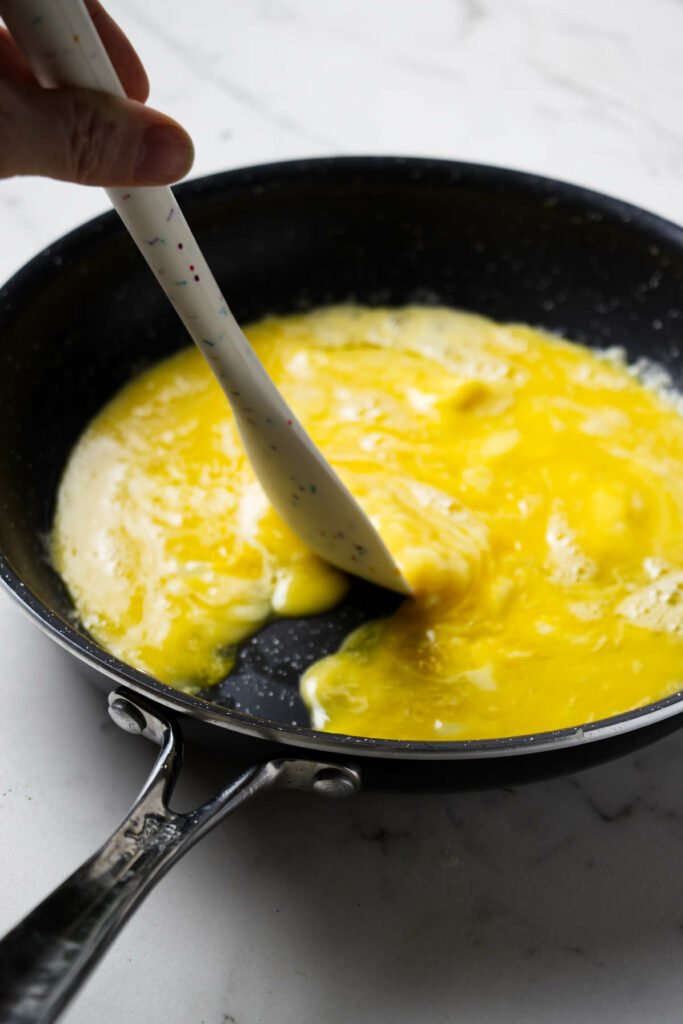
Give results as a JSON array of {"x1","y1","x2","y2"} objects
[{"x1": 0, "y1": 689, "x2": 361, "y2": 1024}]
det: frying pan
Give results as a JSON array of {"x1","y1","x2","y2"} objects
[{"x1": 1, "y1": 156, "x2": 683, "y2": 1022}]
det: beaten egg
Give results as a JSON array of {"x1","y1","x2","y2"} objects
[{"x1": 53, "y1": 306, "x2": 683, "y2": 741}]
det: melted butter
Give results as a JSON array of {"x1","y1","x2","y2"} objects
[{"x1": 52, "y1": 306, "x2": 683, "y2": 740}]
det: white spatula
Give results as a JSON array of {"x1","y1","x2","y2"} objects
[{"x1": 3, "y1": 0, "x2": 411, "y2": 595}]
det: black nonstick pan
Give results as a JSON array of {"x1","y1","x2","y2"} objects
[{"x1": 1, "y1": 156, "x2": 683, "y2": 1022}]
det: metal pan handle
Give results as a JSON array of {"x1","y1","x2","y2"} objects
[{"x1": 0, "y1": 690, "x2": 360, "y2": 1024}]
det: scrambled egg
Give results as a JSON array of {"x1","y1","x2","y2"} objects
[{"x1": 52, "y1": 306, "x2": 683, "y2": 740}]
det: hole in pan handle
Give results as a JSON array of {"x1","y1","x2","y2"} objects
[{"x1": 0, "y1": 689, "x2": 361, "y2": 1024}]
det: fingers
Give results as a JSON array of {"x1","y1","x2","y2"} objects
[
  {"x1": 84, "y1": 0, "x2": 149, "y2": 101},
  {"x1": 0, "y1": 81, "x2": 194, "y2": 186},
  {"x1": 0, "y1": 29, "x2": 35, "y2": 87},
  {"x1": 0, "y1": 1, "x2": 148, "y2": 101},
  {"x1": 0, "y1": 1, "x2": 191, "y2": 186}
]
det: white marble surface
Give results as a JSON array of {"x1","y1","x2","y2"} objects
[{"x1": 1, "y1": 0, "x2": 683, "y2": 1021}]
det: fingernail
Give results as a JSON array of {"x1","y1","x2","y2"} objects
[{"x1": 134, "y1": 123, "x2": 194, "y2": 184}]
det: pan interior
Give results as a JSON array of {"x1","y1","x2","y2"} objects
[{"x1": 1, "y1": 157, "x2": 683, "y2": 738}]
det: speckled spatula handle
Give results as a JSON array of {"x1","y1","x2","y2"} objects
[
  {"x1": 3, "y1": 0, "x2": 268, "y2": 388},
  {"x1": 2, "y1": 0, "x2": 411, "y2": 593}
]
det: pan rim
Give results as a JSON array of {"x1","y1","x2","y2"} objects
[
  {"x1": 2, "y1": 154, "x2": 683, "y2": 761},
  {"x1": 4, "y1": 558, "x2": 683, "y2": 760}
]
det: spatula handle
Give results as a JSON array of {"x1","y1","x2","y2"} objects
[{"x1": 3, "y1": 0, "x2": 268, "y2": 393}]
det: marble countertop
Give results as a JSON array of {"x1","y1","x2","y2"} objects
[{"x1": 2, "y1": 1, "x2": 683, "y2": 1021}]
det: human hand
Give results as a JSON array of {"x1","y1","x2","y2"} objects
[{"x1": 0, "y1": 0, "x2": 194, "y2": 186}]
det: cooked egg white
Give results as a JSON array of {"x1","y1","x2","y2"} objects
[{"x1": 53, "y1": 306, "x2": 683, "y2": 740}]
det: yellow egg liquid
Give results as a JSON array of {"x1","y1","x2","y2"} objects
[{"x1": 52, "y1": 306, "x2": 683, "y2": 740}]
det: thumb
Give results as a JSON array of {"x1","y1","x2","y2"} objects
[{"x1": 0, "y1": 81, "x2": 194, "y2": 186}]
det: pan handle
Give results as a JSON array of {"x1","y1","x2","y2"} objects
[{"x1": 0, "y1": 689, "x2": 360, "y2": 1024}]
